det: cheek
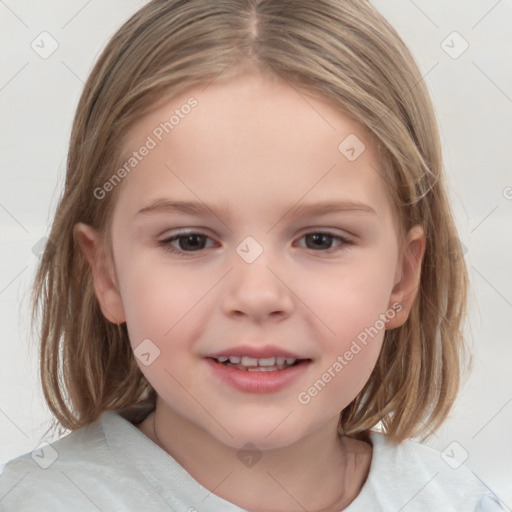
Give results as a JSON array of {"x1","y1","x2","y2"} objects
[
  {"x1": 297, "y1": 275, "x2": 390, "y2": 412},
  {"x1": 307, "y1": 251, "x2": 397, "y2": 340},
  {"x1": 295, "y1": 248, "x2": 397, "y2": 403},
  {"x1": 118, "y1": 264, "x2": 208, "y2": 395},
  {"x1": 116, "y1": 248, "x2": 208, "y2": 342}
]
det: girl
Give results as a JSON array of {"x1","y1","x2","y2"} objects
[{"x1": 0, "y1": 0, "x2": 504, "y2": 510}]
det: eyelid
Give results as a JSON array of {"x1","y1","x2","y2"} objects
[
  {"x1": 295, "y1": 226, "x2": 355, "y2": 239},
  {"x1": 293, "y1": 230, "x2": 354, "y2": 251},
  {"x1": 158, "y1": 226, "x2": 355, "y2": 240},
  {"x1": 158, "y1": 228, "x2": 355, "y2": 257},
  {"x1": 158, "y1": 230, "x2": 217, "y2": 256},
  {"x1": 162, "y1": 231, "x2": 211, "y2": 242}
]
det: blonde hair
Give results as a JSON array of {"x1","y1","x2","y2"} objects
[{"x1": 33, "y1": 0, "x2": 468, "y2": 441}]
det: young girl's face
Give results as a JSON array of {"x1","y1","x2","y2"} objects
[{"x1": 80, "y1": 71, "x2": 424, "y2": 449}]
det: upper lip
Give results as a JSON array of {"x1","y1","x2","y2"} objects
[{"x1": 206, "y1": 345, "x2": 307, "y2": 360}]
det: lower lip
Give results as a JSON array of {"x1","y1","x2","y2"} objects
[{"x1": 206, "y1": 359, "x2": 311, "y2": 393}]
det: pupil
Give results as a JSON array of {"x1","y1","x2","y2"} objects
[
  {"x1": 307, "y1": 233, "x2": 332, "y2": 250},
  {"x1": 180, "y1": 235, "x2": 205, "y2": 251}
]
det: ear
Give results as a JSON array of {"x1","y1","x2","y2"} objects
[
  {"x1": 386, "y1": 225, "x2": 426, "y2": 329},
  {"x1": 73, "y1": 222, "x2": 126, "y2": 325}
]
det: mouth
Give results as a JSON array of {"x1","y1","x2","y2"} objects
[
  {"x1": 205, "y1": 348, "x2": 312, "y2": 393},
  {"x1": 208, "y1": 355, "x2": 305, "y2": 372}
]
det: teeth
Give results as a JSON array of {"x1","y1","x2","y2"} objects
[
  {"x1": 241, "y1": 356, "x2": 258, "y2": 367},
  {"x1": 214, "y1": 355, "x2": 299, "y2": 370}
]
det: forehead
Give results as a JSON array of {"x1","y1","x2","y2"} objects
[{"x1": 113, "y1": 72, "x2": 393, "y2": 223}]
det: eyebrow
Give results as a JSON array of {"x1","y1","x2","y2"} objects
[{"x1": 136, "y1": 199, "x2": 376, "y2": 219}]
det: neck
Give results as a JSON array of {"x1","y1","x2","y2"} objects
[{"x1": 140, "y1": 400, "x2": 372, "y2": 512}]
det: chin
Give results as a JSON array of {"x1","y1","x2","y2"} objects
[{"x1": 208, "y1": 416, "x2": 313, "y2": 451}]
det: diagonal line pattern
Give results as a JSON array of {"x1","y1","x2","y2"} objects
[
  {"x1": 472, "y1": 61, "x2": 512, "y2": 104},
  {"x1": 0, "y1": 62, "x2": 29, "y2": 92},
  {"x1": 472, "y1": 0, "x2": 504, "y2": 30},
  {"x1": 470, "y1": 205, "x2": 499, "y2": 233},
  {"x1": 265, "y1": 266, "x2": 336, "y2": 335},
  {"x1": 471, "y1": 397, "x2": 512, "y2": 439},
  {"x1": 61, "y1": 471, "x2": 104, "y2": 511},
  {"x1": 0, "y1": 203, "x2": 29, "y2": 232},
  {"x1": 164, "y1": 163, "x2": 233, "y2": 233},
  {"x1": 368, "y1": 162, "x2": 395, "y2": 193},
  {"x1": 200, "y1": 470, "x2": 233, "y2": 503},
  {"x1": 0, "y1": 472, "x2": 29, "y2": 503},
  {"x1": 406, "y1": 0, "x2": 439, "y2": 29},
  {"x1": 266, "y1": 164, "x2": 336, "y2": 234},
  {"x1": 61, "y1": 60, "x2": 85, "y2": 84},
  {"x1": 469, "y1": 469, "x2": 509, "y2": 510},
  {"x1": 0, "y1": 0, "x2": 29, "y2": 28},
  {"x1": 398, "y1": 472, "x2": 439, "y2": 511},
  {"x1": 471, "y1": 265, "x2": 512, "y2": 309},
  {"x1": 0, "y1": 408, "x2": 29, "y2": 438},
  {"x1": 421, "y1": 291, "x2": 449, "y2": 324},
  {"x1": 369, "y1": 62, "x2": 439, "y2": 133},
  {"x1": 61, "y1": 0, "x2": 93, "y2": 30},
  {"x1": 164, "y1": 268, "x2": 234, "y2": 336},
  {"x1": 405, "y1": 62, "x2": 439, "y2": 97},
  {"x1": 265, "y1": 410, "x2": 294, "y2": 438},
  {"x1": 266, "y1": 471, "x2": 308, "y2": 511},
  {"x1": 0, "y1": 265, "x2": 28, "y2": 295},
  {"x1": 200, "y1": 58, "x2": 237, "y2": 94},
  {"x1": 163, "y1": 368, "x2": 234, "y2": 438}
]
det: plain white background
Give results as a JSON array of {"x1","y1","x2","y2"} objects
[{"x1": 1, "y1": 0, "x2": 511, "y2": 507}]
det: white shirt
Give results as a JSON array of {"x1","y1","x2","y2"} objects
[{"x1": 0, "y1": 408, "x2": 504, "y2": 511}]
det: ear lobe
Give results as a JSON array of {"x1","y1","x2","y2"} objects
[
  {"x1": 386, "y1": 225, "x2": 426, "y2": 329},
  {"x1": 73, "y1": 222, "x2": 126, "y2": 325}
]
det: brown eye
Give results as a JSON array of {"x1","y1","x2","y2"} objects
[
  {"x1": 174, "y1": 234, "x2": 207, "y2": 251},
  {"x1": 304, "y1": 233, "x2": 334, "y2": 250},
  {"x1": 297, "y1": 232, "x2": 351, "y2": 252},
  {"x1": 158, "y1": 232, "x2": 215, "y2": 255}
]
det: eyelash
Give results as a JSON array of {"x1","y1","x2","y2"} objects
[{"x1": 157, "y1": 230, "x2": 353, "y2": 257}]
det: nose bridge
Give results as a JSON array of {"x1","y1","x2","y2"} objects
[{"x1": 221, "y1": 234, "x2": 293, "y2": 320}]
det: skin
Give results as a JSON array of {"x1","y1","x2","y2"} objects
[{"x1": 75, "y1": 71, "x2": 425, "y2": 511}]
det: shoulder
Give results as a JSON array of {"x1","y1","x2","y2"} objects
[
  {"x1": 0, "y1": 410, "x2": 157, "y2": 511},
  {"x1": 351, "y1": 431, "x2": 505, "y2": 512}
]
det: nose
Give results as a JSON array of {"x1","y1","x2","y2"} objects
[{"x1": 221, "y1": 249, "x2": 294, "y2": 323}]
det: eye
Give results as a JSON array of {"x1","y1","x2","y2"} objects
[
  {"x1": 295, "y1": 231, "x2": 352, "y2": 252},
  {"x1": 158, "y1": 232, "x2": 217, "y2": 256},
  {"x1": 158, "y1": 230, "x2": 352, "y2": 257}
]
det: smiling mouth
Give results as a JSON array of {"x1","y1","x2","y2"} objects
[{"x1": 209, "y1": 356, "x2": 306, "y2": 372}]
